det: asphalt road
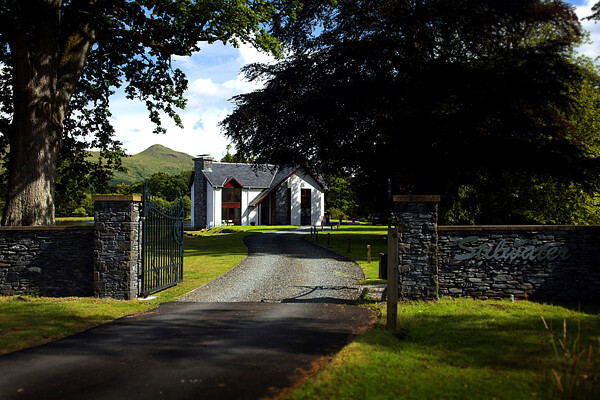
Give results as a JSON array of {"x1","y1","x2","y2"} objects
[{"x1": 0, "y1": 230, "x2": 375, "y2": 400}]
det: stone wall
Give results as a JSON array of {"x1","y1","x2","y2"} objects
[
  {"x1": 438, "y1": 226, "x2": 600, "y2": 302},
  {"x1": 0, "y1": 196, "x2": 144, "y2": 299},
  {"x1": 192, "y1": 157, "x2": 210, "y2": 229},
  {"x1": 0, "y1": 226, "x2": 94, "y2": 296},
  {"x1": 393, "y1": 196, "x2": 600, "y2": 303},
  {"x1": 274, "y1": 186, "x2": 291, "y2": 225},
  {"x1": 93, "y1": 196, "x2": 143, "y2": 300},
  {"x1": 395, "y1": 196, "x2": 439, "y2": 300}
]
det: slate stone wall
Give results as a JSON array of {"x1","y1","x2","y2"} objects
[
  {"x1": 438, "y1": 226, "x2": 600, "y2": 302},
  {"x1": 393, "y1": 197, "x2": 600, "y2": 303},
  {"x1": 93, "y1": 199, "x2": 142, "y2": 300},
  {"x1": 0, "y1": 227, "x2": 94, "y2": 296},
  {"x1": 274, "y1": 186, "x2": 291, "y2": 225},
  {"x1": 0, "y1": 196, "x2": 144, "y2": 299},
  {"x1": 396, "y1": 200, "x2": 439, "y2": 300},
  {"x1": 192, "y1": 158, "x2": 208, "y2": 229}
]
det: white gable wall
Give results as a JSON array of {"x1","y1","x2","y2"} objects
[
  {"x1": 206, "y1": 185, "x2": 215, "y2": 228},
  {"x1": 288, "y1": 171, "x2": 324, "y2": 226}
]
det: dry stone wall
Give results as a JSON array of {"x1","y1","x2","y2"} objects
[
  {"x1": 395, "y1": 197, "x2": 600, "y2": 303},
  {"x1": 0, "y1": 227, "x2": 94, "y2": 296},
  {"x1": 438, "y1": 226, "x2": 600, "y2": 302},
  {"x1": 0, "y1": 196, "x2": 143, "y2": 299}
]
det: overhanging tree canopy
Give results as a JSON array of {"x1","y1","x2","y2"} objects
[
  {"x1": 222, "y1": 0, "x2": 600, "y2": 223},
  {"x1": 0, "y1": 0, "x2": 332, "y2": 226}
]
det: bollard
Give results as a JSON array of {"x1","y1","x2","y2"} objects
[
  {"x1": 367, "y1": 245, "x2": 371, "y2": 263},
  {"x1": 347, "y1": 238, "x2": 351, "y2": 253},
  {"x1": 327, "y1": 232, "x2": 331, "y2": 245},
  {"x1": 316, "y1": 230, "x2": 319, "y2": 242},
  {"x1": 310, "y1": 226, "x2": 313, "y2": 236}
]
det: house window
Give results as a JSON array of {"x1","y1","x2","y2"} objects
[
  {"x1": 223, "y1": 187, "x2": 241, "y2": 203},
  {"x1": 301, "y1": 188, "x2": 311, "y2": 225},
  {"x1": 222, "y1": 179, "x2": 242, "y2": 225},
  {"x1": 222, "y1": 206, "x2": 241, "y2": 226}
]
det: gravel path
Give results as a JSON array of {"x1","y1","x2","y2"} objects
[{"x1": 180, "y1": 229, "x2": 365, "y2": 303}]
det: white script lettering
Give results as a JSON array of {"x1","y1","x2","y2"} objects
[{"x1": 454, "y1": 236, "x2": 571, "y2": 262}]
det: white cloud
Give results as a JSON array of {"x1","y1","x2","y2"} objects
[
  {"x1": 574, "y1": 1, "x2": 600, "y2": 60},
  {"x1": 110, "y1": 42, "x2": 274, "y2": 158},
  {"x1": 111, "y1": 106, "x2": 231, "y2": 159}
]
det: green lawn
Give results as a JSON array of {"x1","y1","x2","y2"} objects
[
  {"x1": 307, "y1": 225, "x2": 388, "y2": 283},
  {"x1": 0, "y1": 225, "x2": 296, "y2": 355},
  {"x1": 283, "y1": 299, "x2": 600, "y2": 400}
]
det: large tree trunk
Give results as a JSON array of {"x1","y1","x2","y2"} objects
[
  {"x1": 3, "y1": 0, "x2": 93, "y2": 226},
  {"x1": 2, "y1": 112, "x2": 62, "y2": 226}
]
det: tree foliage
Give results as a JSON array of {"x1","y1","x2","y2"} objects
[
  {"x1": 0, "y1": 0, "x2": 332, "y2": 225},
  {"x1": 222, "y1": 0, "x2": 600, "y2": 224}
]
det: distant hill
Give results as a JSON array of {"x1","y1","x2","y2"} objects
[{"x1": 88, "y1": 144, "x2": 195, "y2": 185}]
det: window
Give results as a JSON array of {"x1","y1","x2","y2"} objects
[
  {"x1": 222, "y1": 179, "x2": 242, "y2": 225},
  {"x1": 222, "y1": 206, "x2": 241, "y2": 226},
  {"x1": 223, "y1": 187, "x2": 241, "y2": 203}
]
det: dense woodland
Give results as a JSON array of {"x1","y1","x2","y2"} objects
[{"x1": 222, "y1": 0, "x2": 600, "y2": 225}]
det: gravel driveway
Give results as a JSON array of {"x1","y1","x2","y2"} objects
[{"x1": 180, "y1": 229, "x2": 365, "y2": 303}]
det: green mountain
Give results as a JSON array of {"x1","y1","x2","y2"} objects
[{"x1": 88, "y1": 144, "x2": 195, "y2": 185}]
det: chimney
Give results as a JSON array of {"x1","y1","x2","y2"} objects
[{"x1": 198, "y1": 156, "x2": 214, "y2": 170}]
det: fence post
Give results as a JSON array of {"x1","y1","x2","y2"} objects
[
  {"x1": 328, "y1": 232, "x2": 331, "y2": 245},
  {"x1": 387, "y1": 226, "x2": 399, "y2": 331},
  {"x1": 347, "y1": 238, "x2": 351, "y2": 253},
  {"x1": 367, "y1": 245, "x2": 371, "y2": 263}
]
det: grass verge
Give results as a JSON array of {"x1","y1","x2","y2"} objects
[
  {"x1": 0, "y1": 225, "x2": 296, "y2": 355},
  {"x1": 306, "y1": 225, "x2": 388, "y2": 282},
  {"x1": 281, "y1": 298, "x2": 600, "y2": 400}
]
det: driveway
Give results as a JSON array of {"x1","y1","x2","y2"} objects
[
  {"x1": 0, "y1": 230, "x2": 375, "y2": 400},
  {"x1": 180, "y1": 229, "x2": 365, "y2": 303}
]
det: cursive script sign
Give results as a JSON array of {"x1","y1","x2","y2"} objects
[{"x1": 454, "y1": 236, "x2": 570, "y2": 262}]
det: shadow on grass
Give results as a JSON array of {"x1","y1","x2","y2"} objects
[{"x1": 366, "y1": 301, "x2": 600, "y2": 374}]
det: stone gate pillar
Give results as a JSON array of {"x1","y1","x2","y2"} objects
[
  {"x1": 394, "y1": 195, "x2": 440, "y2": 300},
  {"x1": 92, "y1": 195, "x2": 143, "y2": 299}
]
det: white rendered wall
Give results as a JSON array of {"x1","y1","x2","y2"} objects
[
  {"x1": 213, "y1": 188, "x2": 222, "y2": 227},
  {"x1": 288, "y1": 171, "x2": 324, "y2": 226},
  {"x1": 206, "y1": 185, "x2": 215, "y2": 228},
  {"x1": 244, "y1": 189, "x2": 262, "y2": 225}
]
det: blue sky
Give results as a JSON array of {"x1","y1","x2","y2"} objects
[{"x1": 110, "y1": 0, "x2": 600, "y2": 159}]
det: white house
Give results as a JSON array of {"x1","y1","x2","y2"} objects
[{"x1": 190, "y1": 157, "x2": 325, "y2": 229}]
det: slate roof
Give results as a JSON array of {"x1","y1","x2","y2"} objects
[
  {"x1": 190, "y1": 162, "x2": 326, "y2": 206},
  {"x1": 202, "y1": 163, "x2": 279, "y2": 188}
]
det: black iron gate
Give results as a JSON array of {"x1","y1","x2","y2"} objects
[{"x1": 141, "y1": 182, "x2": 185, "y2": 296}]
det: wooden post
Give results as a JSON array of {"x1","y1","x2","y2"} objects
[
  {"x1": 327, "y1": 232, "x2": 331, "y2": 245},
  {"x1": 347, "y1": 238, "x2": 351, "y2": 253},
  {"x1": 387, "y1": 226, "x2": 399, "y2": 331},
  {"x1": 367, "y1": 245, "x2": 371, "y2": 263},
  {"x1": 316, "y1": 230, "x2": 319, "y2": 242}
]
